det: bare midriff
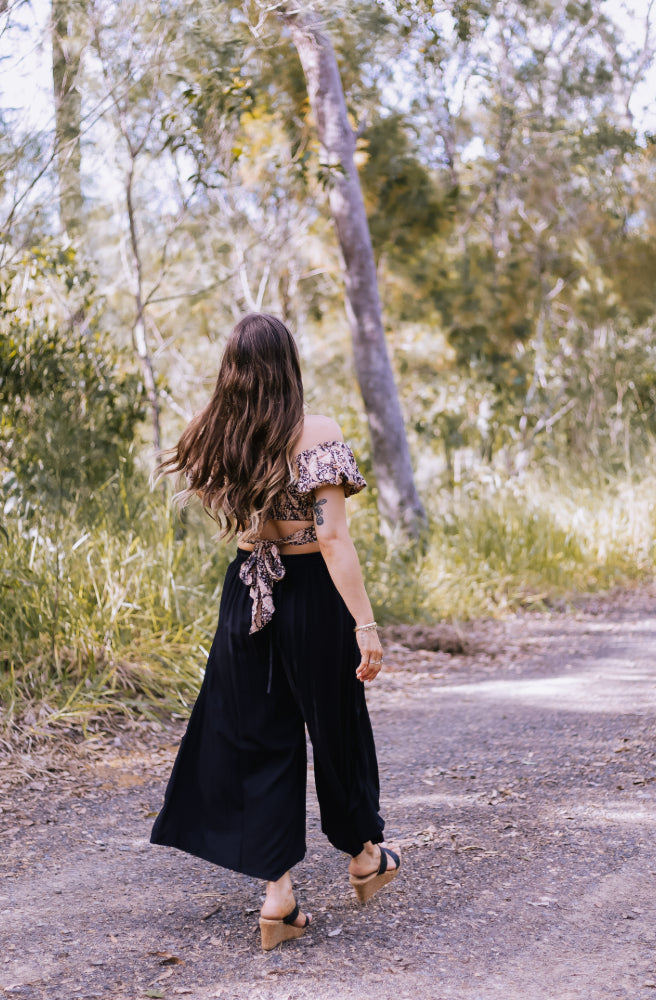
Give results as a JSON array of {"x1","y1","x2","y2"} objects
[
  {"x1": 235, "y1": 440, "x2": 365, "y2": 633},
  {"x1": 237, "y1": 519, "x2": 321, "y2": 555}
]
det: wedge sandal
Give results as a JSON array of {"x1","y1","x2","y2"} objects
[
  {"x1": 349, "y1": 846, "x2": 401, "y2": 904},
  {"x1": 259, "y1": 902, "x2": 311, "y2": 951}
]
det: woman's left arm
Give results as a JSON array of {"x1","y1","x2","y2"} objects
[{"x1": 312, "y1": 484, "x2": 383, "y2": 682}]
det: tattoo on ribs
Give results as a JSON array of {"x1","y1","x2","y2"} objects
[{"x1": 313, "y1": 498, "x2": 327, "y2": 525}]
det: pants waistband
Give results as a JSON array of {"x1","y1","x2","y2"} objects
[{"x1": 235, "y1": 547, "x2": 324, "y2": 565}]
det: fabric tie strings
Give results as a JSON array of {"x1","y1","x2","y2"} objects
[{"x1": 239, "y1": 539, "x2": 286, "y2": 634}]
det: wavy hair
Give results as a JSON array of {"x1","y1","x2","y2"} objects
[{"x1": 157, "y1": 313, "x2": 304, "y2": 537}]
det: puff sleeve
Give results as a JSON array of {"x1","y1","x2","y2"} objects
[{"x1": 295, "y1": 440, "x2": 367, "y2": 497}]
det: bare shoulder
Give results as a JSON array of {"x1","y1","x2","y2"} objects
[{"x1": 294, "y1": 414, "x2": 344, "y2": 453}]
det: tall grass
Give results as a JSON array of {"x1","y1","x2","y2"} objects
[
  {"x1": 358, "y1": 470, "x2": 656, "y2": 622},
  {"x1": 1, "y1": 467, "x2": 654, "y2": 742},
  {"x1": 0, "y1": 489, "x2": 232, "y2": 741}
]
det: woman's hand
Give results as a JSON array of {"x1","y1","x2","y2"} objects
[
  {"x1": 311, "y1": 483, "x2": 383, "y2": 682},
  {"x1": 355, "y1": 628, "x2": 384, "y2": 683}
]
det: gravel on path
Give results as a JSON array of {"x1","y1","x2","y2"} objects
[{"x1": 2, "y1": 587, "x2": 656, "y2": 1000}]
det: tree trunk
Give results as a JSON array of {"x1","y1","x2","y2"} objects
[
  {"x1": 278, "y1": 6, "x2": 427, "y2": 536},
  {"x1": 125, "y1": 164, "x2": 162, "y2": 453},
  {"x1": 51, "y1": 0, "x2": 84, "y2": 235}
]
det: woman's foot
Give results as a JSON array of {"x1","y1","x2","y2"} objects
[
  {"x1": 349, "y1": 842, "x2": 401, "y2": 904},
  {"x1": 349, "y1": 841, "x2": 400, "y2": 880},
  {"x1": 260, "y1": 871, "x2": 311, "y2": 928},
  {"x1": 259, "y1": 871, "x2": 311, "y2": 950}
]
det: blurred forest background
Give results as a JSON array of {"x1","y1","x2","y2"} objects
[{"x1": 1, "y1": 0, "x2": 655, "y2": 740}]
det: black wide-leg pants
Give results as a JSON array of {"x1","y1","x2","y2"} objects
[{"x1": 150, "y1": 549, "x2": 385, "y2": 881}]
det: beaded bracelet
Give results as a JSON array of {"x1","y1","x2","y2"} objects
[{"x1": 354, "y1": 621, "x2": 378, "y2": 633}]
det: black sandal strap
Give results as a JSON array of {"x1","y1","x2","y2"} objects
[
  {"x1": 283, "y1": 903, "x2": 300, "y2": 925},
  {"x1": 379, "y1": 847, "x2": 400, "y2": 874}
]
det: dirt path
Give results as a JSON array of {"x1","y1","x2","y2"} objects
[{"x1": 2, "y1": 588, "x2": 656, "y2": 1000}]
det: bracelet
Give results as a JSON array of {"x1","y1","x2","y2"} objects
[{"x1": 354, "y1": 621, "x2": 378, "y2": 633}]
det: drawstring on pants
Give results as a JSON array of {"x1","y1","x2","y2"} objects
[{"x1": 267, "y1": 630, "x2": 274, "y2": 695}]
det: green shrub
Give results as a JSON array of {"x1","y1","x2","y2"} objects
[
  {"x1": 0, "y1": 243, "x2": 146, "y2": 519},
  {"x1": 356, "y1": 471, "x2": 656, "y2": 622},
  {"x1": 0, "y1": 483, "x2": 233, "y2": 739},
  {"x1": 2, "y1": 456, "x2": 655, "y2": 744}
]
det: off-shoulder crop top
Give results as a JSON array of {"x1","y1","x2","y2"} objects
[{"x1": 238, "y1": 440, "x2": 366, "y2": 633}]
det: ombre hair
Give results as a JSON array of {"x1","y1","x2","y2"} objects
[{"x1": 157, "y1": 313, "x2": 304, "y2": 537}]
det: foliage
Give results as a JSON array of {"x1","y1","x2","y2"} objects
[
  {"x1": 359, "y1": 113, "x2": 457, "y2": 259},
  {"x1": 371, "y1": 0, "x2": 656, "y2": 473},
  {"x1": 3, "y1": 461, "x2": 655, "y2": 741},
  {"x1": 357, "y1": 467, "x2": 656, "y2": 623},
  {"x1": 0, "y1": 244, "x2": 146, "y2": 517},
  {"x1": 1, "y1": 0, "x2": 656, "y2": 740},
  {"x1": 0, "y1": 483, "x2": 232, "y2": 740}
]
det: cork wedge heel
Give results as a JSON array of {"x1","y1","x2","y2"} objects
[
  {"x1": 349, "y1": 846, "x2": 401, "y2": 904},
  {"x1": 259, "y1": 903, "x2": 311, "y2": 951}
]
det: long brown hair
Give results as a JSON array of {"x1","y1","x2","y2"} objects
[{"x1": 157, "y1": 313, "x2": 304, "y2": 536}]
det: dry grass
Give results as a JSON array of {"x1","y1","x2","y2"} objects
[
  {"x1": 0, "y1": 491, "x2": 231, "y2": 744},
  {"x1": 359, "y1": 469, "x2": 656, "y2": 622},
  {"x1": 2, "y1": 466, "x2": 654, "y2": 745}
]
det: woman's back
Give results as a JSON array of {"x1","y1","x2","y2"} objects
[{"x1": 238, "y1": 413, "x2": 348, "y2": 553}]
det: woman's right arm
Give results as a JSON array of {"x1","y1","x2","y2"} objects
[{"x1": 312, "y1": 483, "x2": 384, "y2": 682}]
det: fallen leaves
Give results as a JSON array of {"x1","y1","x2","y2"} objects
[
  {"x1": 148, "y1": 950, "x2": 185, "y2": 966},
  {"x1": 395, "y1": 823, "x2": 440, "y2": 849},
  {"x1": 382, "y1": 624, "x2": 470, "y2": 655}
]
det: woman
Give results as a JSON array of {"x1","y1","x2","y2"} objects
[{"x1": 150, "y1": 313, "x2": 400, "y2": 950}]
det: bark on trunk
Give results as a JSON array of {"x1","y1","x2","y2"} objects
[
  {"x1": 51, "y1": 0, "x2": 84, "y2": 235},
  {"x1": 125, "y1": 164, "x2": 162, "y2": 453},
  {"x1": 278, "y1": 6, "x2": 426, "y2": 536}
]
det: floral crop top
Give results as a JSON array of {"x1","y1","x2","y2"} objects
[{"x1": 238, "y1": 440, "x2": 366, "y2": 633}]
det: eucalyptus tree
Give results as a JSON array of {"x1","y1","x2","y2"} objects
[
  {"x1": 0, "y1": 6, "x2": 60, "y2": 261},
  {"x1": 51, "y1": 0, "x2": 86, "y2": 234},
  {"x1": 84, "y1": 0, "x2": 229, "y2": 451},
  {"x1": 375, "y1": 0, "x2": 656, "y2": 474},
  {"x1": 84, "y1": 0, "x2": 324, "y2": 451},
  {"x1": 252, "y1": 0, "x2": 427, "y2": 536}
]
